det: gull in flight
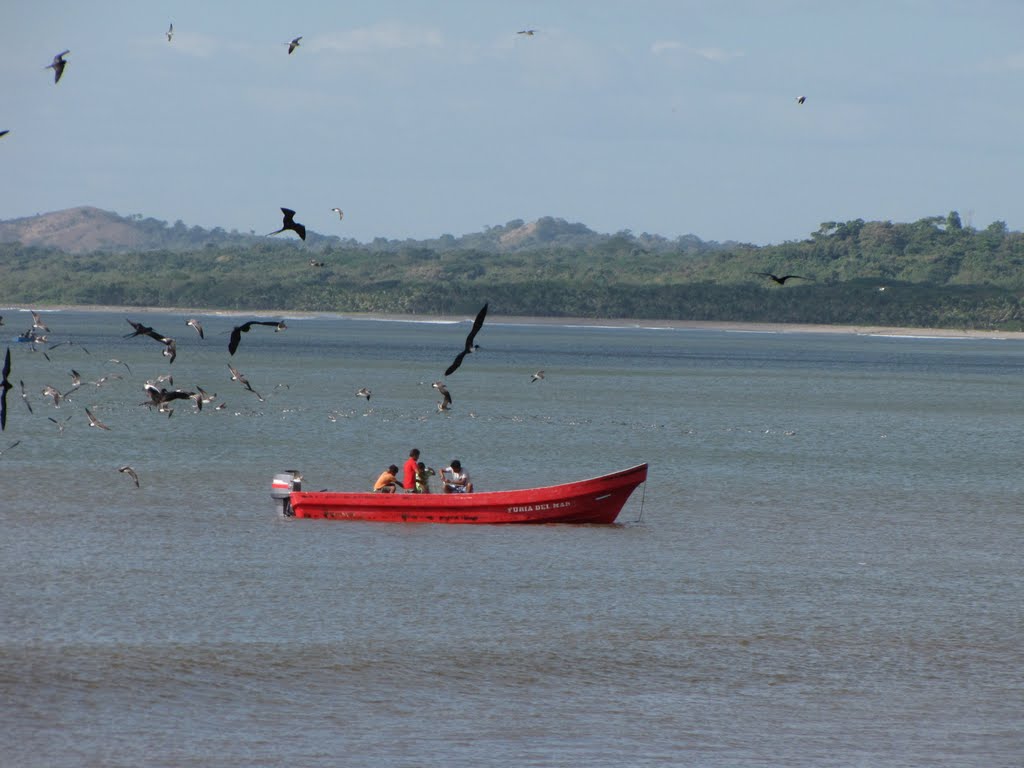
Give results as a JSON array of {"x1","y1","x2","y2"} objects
[
  {"x1": 46, "y1": 50, "x2": 70, "y2": 83},
  {"x1": 518, "y1": 29, "x2": 536, "y2": 36},
  {"x1": 18, "y1": 380, "x2": 33, "y2": 414},
  {"x1": 42, "y1": 385, "x2": 63, "y2": 407},
  {"x1": 228, "y1": 364, "x2": 264, "y2": 401},
  {"x1": 530, "y1": 370, "x2": 545, "y2": 383},
  {"x1": 331, "y1": 208, "x2": 344, "y2": 219},
  {"x1": 432, "y1": 381, "x2": 452, "y2": 410},
  {"x1": 85, "y1": 407, "x2": 111, "y2": 430},
  {"x1": 795, "y1": 95, "x2": 806, "y2": 105},
  {"x1": 267, "y1": 207, "x2": 306, "y2": 241},
  {"x1": 119, "y1": 466, "x2": 140, "y2": 488},
  {"x1": 166, "y1": 23, "x2": 174, "y2": 42},
  {"x1": 186, "y1": 318, "x2": 204, "y2": 338},
  {"x1": 31, "y1": 310, "x2": 50, "y2": 332},
  {"x1": 444, "y1": 303, "x2": 488, "y2": 376},
  {"x1": 49, "y1": 414, "x2": 72, "y2": 434},
  {"x1": 287, "y1": 36, "x2": 302, "y2": 54},
  {"x1": 356, "y1": 387, "x2": 372, "y2": 400}
]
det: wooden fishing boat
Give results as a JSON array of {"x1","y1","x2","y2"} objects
[{"x1": 271, "y1": 463, "x2": 648, "y2": 524}]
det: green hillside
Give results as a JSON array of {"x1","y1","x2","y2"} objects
[{"x1": 2, "y1": 211, "x2": 1023, "y2": 329}]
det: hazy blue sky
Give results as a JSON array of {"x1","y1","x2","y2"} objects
[{"x1": 2, "y1": 1, "x2": 1023, "y2": 245}]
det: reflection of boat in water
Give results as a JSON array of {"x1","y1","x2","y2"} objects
[{"x1": 271, "y1": 463, "x2": 649, "y2": 524}]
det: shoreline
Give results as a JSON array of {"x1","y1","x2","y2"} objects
[{"x1": 6, "y1": 303, "x2": 1023, "y2": 339}]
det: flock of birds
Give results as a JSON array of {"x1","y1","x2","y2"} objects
[
  {"x1": 0, "y1": 21, "x2": 818, "y2": 478},
  {"x1": 0, "y1": 302, "x2": 553, "y2": 487}
]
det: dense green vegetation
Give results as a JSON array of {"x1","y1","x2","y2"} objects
[{"x1": 3, "y1": 212, "x2": 1024, "y2": 329}]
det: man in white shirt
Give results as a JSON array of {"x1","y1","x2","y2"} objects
[{"x1": 441, "y1": 459, "x2": 474, "y2": 493}]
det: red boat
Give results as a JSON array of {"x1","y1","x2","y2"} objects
[{"x1": 271, "y1": 463, "x2": 648, "y2": 524}]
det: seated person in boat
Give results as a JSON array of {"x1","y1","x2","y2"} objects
[
  {"x1": 415, "y1": 462, "x2": 436, "y2": 494},
  {"x1": 373, "y1": 464, "x2": 402, "y2": 493},
  {"x1": 441, "y1": 460, "x2": 473, "y2": 493}
]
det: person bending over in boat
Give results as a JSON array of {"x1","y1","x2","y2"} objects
[
  {"x1": 373, "y1": 464, "x2": 402, "y2": 493},
  {"x1": 441, "y1": 460, "x2": 473, "y2": 493},
  {"x1": 415, "y1": 462, "x2": 436, "y2": 494}
]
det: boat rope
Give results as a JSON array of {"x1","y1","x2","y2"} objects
[{"x1": 634, "y1": 479, "x2": 648, "y2": 523}]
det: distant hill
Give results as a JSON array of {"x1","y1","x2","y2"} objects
[{"x1": 0, "y1": 206, "x2": 722, "y2": 255}]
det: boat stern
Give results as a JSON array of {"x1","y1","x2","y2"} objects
[{"x1": 271, "y1": 470, "x2": 302, "y2": 516}]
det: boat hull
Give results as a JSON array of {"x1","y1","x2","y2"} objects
[{"x1": 287, "y1": 463, "x2": 648, "y2": 524}]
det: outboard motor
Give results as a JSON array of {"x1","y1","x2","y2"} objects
[{"x1": 271, "y1": 470, "x2": 302, "y2": 516}]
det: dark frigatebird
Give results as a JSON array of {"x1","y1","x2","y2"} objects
[
  {"x1": 752, "y1": 272, "x2": 814, "y2": 285},
  {"x1": 444, "y1": 303, "x2": 488, "y2": 376},
  {"x1": 1, "y1": 348, "x2": 12, "y2": 430},
  {"x1": 228, "y1": 320, "x2": 286, "y2": 355},
  {"x1": 268, "y1": 208, "x2": 306, "y2": 240}
]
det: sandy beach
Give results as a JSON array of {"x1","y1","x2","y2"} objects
[{"x1": 7, "y1": 304, "x2": 1024, "y2": 340}]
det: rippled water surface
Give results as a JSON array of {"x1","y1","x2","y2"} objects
[{"x1": 2, "y1": 308, "x2": 1022, "y2": 767}]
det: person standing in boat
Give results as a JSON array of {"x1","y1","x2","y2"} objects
[
  {"x1": 373, "y1": 464, "x2": 401, "y2": 493},
  {"x1": 441, "y1": 460, "x2": 473, "y2": 493},
  {"x1": 403, "y1": 448, "x2": 421, "y2": 493}
]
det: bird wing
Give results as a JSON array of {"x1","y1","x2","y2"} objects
[
  {"x1": 464, "y1": 303, "x2": 488, "y2": 349},
  {"x1": 228, "y1": 327, "x2": 243, "y2": 355},
  {"x1": 444, "y1": 350, "x2": 468, "y2": 377},
  {"x1": 294, "y1": 223, "x2": 306, "y2": 240}
]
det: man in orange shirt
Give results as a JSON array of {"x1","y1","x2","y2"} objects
[{"x1": 374, "y1": 464, "x2": 401, "y2": 493}]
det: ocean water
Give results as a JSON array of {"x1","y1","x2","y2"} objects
[{"x1": 1, "y1": 308, "x2": 1021, "y2": 767}]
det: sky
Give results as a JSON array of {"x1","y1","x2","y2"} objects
[{"x1": 2, "y1": 1, "x2": 1024, "y2": 246}]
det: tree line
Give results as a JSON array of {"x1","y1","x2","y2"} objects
[{"x1": 1, "y1": 212, "x2": 1022, "y2": 329}]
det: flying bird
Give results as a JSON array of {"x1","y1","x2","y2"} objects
[
  {"x1": 68, "y1": 369, "x2": 82, "y2": 391},
  {"x1": 795, "y1": 95, "x2": 806, "y2": 105},
  {"x1": 42, "y1": 385, "x2": 63, "y2": 407},
  {"x1": 530, "y1": 370, "x2": 545, "y2": 383},
  {"x1": 227, "y1": 364, "x2": 263, "y2": 401},
  {"x1": 518, "y1": 29, "x2": 536, "y2": 36},
  {"x1": 287, "y1": 36, "x2": 302, "y2": 54},
  {"x1": 0, "y1": 130, "x2": 9, "y2": 139},
  {"x1": 0, "y1": 439, "x2": 20, "y2": 456},
  {"x1": 331, "y1": 208, "x2": 344, "y2": 219},
  {"x1": 161, "y1": 337, "x2": 177, "y2": 364},
  {"x1": 228, "y1": 320, "x2": 286, "y2": 356},
  {"x1": 1, "y1": 348, "x2": 12, "y2": 430},
  {"x1": 124, "y1": 318, "x2": 167, "y2": 341},
  {"x1": 444, "y1": 303, "x2": 488, "y2": 376},
  {"x1": 432, "y1": 381, "x2": 452, "y2": 409},
  {"x1": 166, "y1": 23, "x2": 174, "y2": 42},
  {"x1": 108, "y1": 358, "x2": 132, "y2": 374},
  {"x1": 85, "y1": 407, "x2": 111, "y2": 430},
  {"x1": 752, "y1": 272, "x2": 814, "y2": 285},
  {"x1": 186, "y1": 318, "x2": 204, "y2": 338},
  {"x1": 48, "y1": 414, "x2": 72, "y2": 434},
  {"x1": 356, "y1": 387, "x2": 372, "y2": 400},
  {"x1": 143, "y1": 383, "x2": 198, "y2": 413},
  {"x1": 119, "y1": 466, "x2": 141, "y2": 488},
  {"x1": 268, "y1": 207, "x2": 306, "y2": 240},
  {"x1": 18, "y1": 381, "x2": 33, "y2": 413},
  {"x1": 46, "y1": 50, "x2": 70, "y2": 83},
  {"x1": 31, "y1": 310, "x2": 50, "y2": 332}
]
